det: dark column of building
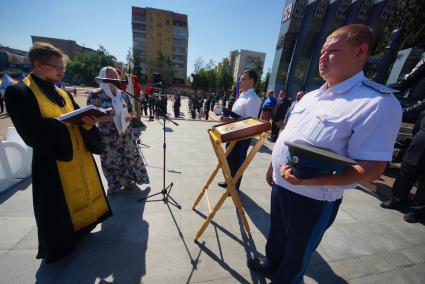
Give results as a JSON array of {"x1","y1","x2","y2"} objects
[
  {"x1": 303, "y1": 0, "x2": 349, "y2": 91},
  {"x1": 285, "y1": 0, "x2": 320, "y2": 98},
  {"x1": 268, "y1": 0, "x2": 304, "y2": 95},
  {"x1": 343, "y1": 0, "x2": 367, "y2": 25}
]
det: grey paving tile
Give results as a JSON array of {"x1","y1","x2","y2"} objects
[
  {"x1": 0, "y1": 249, "x2": 67, "y2": 284},
  {"x1": 0, "y1": 181, "x2": 33, "y2": 217},
  {"x1": 13, "y1": 225, "x2": 38, "y2": 250},
  {"x1": 398, "y1": 243, "x2": 425, "y2": 263},
  {"x1": 0, "y1": 217, "x2": 35, "y2": 249},
  {"x1": 349, "y1": 262, "x2": 425, "y2": 284},
  {"x1": 0, "y1": 250, "x2": 7, "y2": 261},
  {"x1": 56, "y1": 244, "x2": 146, "y2": 284},
  {"x1": 1, "y1": 119, "x2": 425, "y2": 283},
  {"x1": 357, "y1": 250, "x2": 415, "y2": 274}
]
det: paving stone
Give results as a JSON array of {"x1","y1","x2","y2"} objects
[
  {"x1": 349, "y1": 262, "x2": 425, "y2": 284},
  {"x1": 1, "y1": 117, "x2": 425, "y2": 283},
  {"x1": 0, "y1": 217, "x2": 35, "y2": 249},
  {"x1": 0, "y1": 249, "x2": 67, "y2": 284},
  {"x1": 398, "y1": 243, "x2": 425, "y2": 263},
  {"x1": 56, "y1": 244, "x2": 146, "y2": 284},
  {"x1": 0, "y1": 181, "x2": 33, "y2": 217}
]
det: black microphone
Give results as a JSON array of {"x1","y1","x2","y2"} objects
[{"x1": 95, "y1": 77, "x2": 128, "y2": 85}]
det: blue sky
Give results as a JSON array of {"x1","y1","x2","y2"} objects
[{"x1": 1, "y1": 0, "x2": 286, "y2": 78}]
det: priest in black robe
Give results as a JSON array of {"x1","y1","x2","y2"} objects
[{"x1": 5, "y1": 42, "x2": 112, "y2": 263}]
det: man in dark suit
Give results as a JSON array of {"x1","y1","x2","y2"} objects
[
  {"x1": 381, "y1": 109, "x2": 425, "y2": 222},
  {"x1": 270, "y1": 90, "x2": 291, "y2": 142}
]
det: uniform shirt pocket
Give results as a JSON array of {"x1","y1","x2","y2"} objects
[{"x1": 299, "y1": 112, "x2": 348, "y2": 145}]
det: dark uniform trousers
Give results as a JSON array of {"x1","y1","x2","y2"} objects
[
  {"x1": 393, "y1": 129, "x2": 425, "y2": 215},
  {"x1": 226, "y1": 138, "x2": 251, "y2": 191},
  {"x1": 270, "y1": 121, "x2": 281, "y2": 141},
  {"x1": 266, "y1": 184, "x2": 341, "y2": 284},
  {"x1": 0, "y1": 95, "x2": 4, "y2": 113}
]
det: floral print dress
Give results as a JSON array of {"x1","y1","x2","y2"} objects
[{"x1": 87, "y1": 90, "x2": 150, "y2": 191}]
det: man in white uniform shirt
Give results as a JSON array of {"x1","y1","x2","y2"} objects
[
  {"x1": 218, "y1": 69, "x2": 261, "y2": 191},
  {"x1": 247, "y1": 24, "x2": 402, "y2": 283}
]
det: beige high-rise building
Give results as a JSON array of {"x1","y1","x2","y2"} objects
[
  {"x1": 132, "y1": 6, "x2": 188, "y2": 84},
  {"x1": 232, "y1": 49, "x2": 266, "y2": 81}
]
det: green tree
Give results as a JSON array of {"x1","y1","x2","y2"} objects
[
  {"x1": 216, "y1": 58, "x2": 234, "y2": 96},
  {"x1": 67, "y1": 46, "x2": 118, "y2": 86},
  {"x1": 366, "y1": 1, "x2": 424, "y2": 80},
  {"x1": 132, "y1": 49, "x2": 142, "y2": 80},
  {"x1": 191, "y1": 58, "x2": 204, "y2": 93},
  {"x1": 126, "y1": 48, "x2": 133, "y2": 73},
  {"x1": 156, "y1": 51, "x2": 173, "y2": 85},
  {"x1": 194, "y1": 57, "x2": 204, "y2": 74},
  {"x1": 384, "y1": 0, "x2": 425, "y2": 51},
  {"x1": 205, "y1": 60, "x2": 217, "y2": 93}
]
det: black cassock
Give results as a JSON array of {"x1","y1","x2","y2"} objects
[{"x1": 5, "y1": 75, "x2": 112, "y2": 263}]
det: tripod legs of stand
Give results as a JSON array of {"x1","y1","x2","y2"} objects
[
  {"x1": 137, "y1": 116, "x2": 181, "y2": 209},
  {"x1": 138, "y1": 182, "x2": 181, "y2": 209},
  {"x1": 193, "y1": 131, "x2": 268, "y2": 241}
]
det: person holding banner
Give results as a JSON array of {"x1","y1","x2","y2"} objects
[
  {"x1": 87, "y1": 66, "x2": 150, "y2": 195},
  {"x1": 5, "y1": 42, "x2": 112, "y2": 263}
]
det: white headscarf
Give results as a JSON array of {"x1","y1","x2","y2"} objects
[{"x1": 98, "y1": 67, "x2": 129, "y2": 135}]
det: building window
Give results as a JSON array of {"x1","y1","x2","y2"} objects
[
  {"x1": 135, "y1": 41, "x2": 146, "y2": 48},
  {"x1": 132, "y1": 23, "x2": 146, "y2": 30},
  {"x1": 133, "y1": 15, "x2": 145, "y2": 22},
  {"x1": 133, "y1": 32, "x2": 146, "y2": 39}
]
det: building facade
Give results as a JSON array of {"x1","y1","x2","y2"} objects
[
  {"x1": 232, "y1": 49, "x2": 266, "y2": 81},
  {"x1": 0, "y1": 45, "x2": 31, "y2": 75},
  {"x1": 268, "y1": 0, "x2": 398, "y2": 98},
  {"x1": 132, "y1": 6, "x2": 188, "y2": 84},
  {"x1": 31, "y1": 36, "x2": 95, "y2": 60}
]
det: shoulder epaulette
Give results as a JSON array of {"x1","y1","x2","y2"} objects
[{"x1": 362, "y1": 80, "x2": 398, "y2": 94}]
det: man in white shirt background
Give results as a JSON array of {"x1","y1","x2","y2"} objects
[
  {"x1": 218, "y1": 69, "x2": 262, "y2": 191},
  {"x1": 247, "y1": 24, "x2": 402, "y2": 283}
]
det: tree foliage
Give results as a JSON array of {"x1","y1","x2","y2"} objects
[
  {"x1": 191, "y1": 58, "x2": 232, "y2": 95},
  {"x1": 375, "y1": 0, "x2": 425, "y2": 55},
  {"x1": 125, "y1": 48, "x2": 143, "y2": 81},
  {"x1": 67, "y1": 46, "x2": 118, "y2": 86},
  {"x1": 216, "y1": 58, "x2": 234, "y2": 95},
  {"x1": 155, "y1": 51, "x2": 173, "y2": 85}
]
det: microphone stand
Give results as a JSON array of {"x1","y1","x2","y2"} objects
[
  {"x1": 106, "y1": 80, "x2": 180, "y2": 208},
  {"x1": 138, "y1": 111, "x2": 181, "y2": 209}
]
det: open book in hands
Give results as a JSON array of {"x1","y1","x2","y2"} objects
[
  {"x1": 58, "y1": 105, "x2": 113, "y2": 124},
  {"x1": 222, "y1": 107, "x2": 241, "y2": 119}
]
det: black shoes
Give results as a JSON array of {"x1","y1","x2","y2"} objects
[
  {"x1": 380, "y1": 197, "x2": 407, "y2": 209},
  {"x1": 247, "y1": 257, "x2": 273, "y2": 276},
  {"x1": 404, "y1": 212, "x2": 419, "y2": 223},
  {"x1": 218, "y1": 182, "x2": 227, "y2": 188}
]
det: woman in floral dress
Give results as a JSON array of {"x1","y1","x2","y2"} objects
[{"x1": 87, "y1": 66, "x2": 149, "y2": 195}]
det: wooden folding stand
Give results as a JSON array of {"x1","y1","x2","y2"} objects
[{"x1": 192, "y1": 118, "x2": 270, "y2": 241}]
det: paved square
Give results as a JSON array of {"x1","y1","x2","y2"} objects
[{"x1": 1, "y1": 109, "x2": 425, "y2": 283}]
